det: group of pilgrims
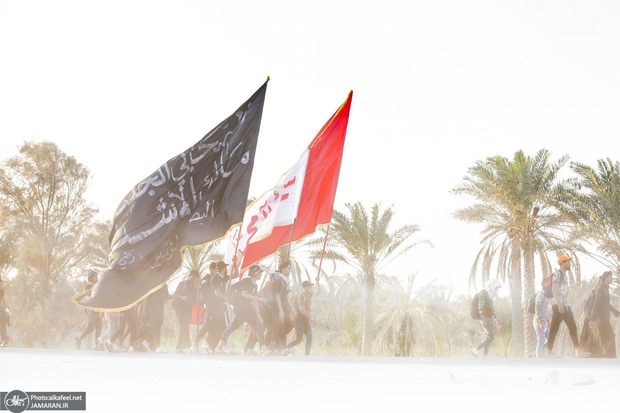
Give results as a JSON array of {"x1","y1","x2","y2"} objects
[
  {"x1": 75, "y1": 260, "x2": 319, "y2": 356},
  {"x1": 7, "y1": 254, "x2": 618, "y2": 358},
  {"x1": 472, "y1": 255, "x2": 620, "y2": 358}
]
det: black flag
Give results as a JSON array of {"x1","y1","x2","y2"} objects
[{"x1": 73, "y1": 81, "x2": 268, "y2": 311}]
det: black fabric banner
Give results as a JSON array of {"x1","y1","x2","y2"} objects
[{"x1": 73, "y1": 82, "x2": 268, "y2": 311}]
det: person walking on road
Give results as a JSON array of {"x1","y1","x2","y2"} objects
[
  {"x1": 582, "y1": 271, "x2": 619, "y2": 358},
  {"x1": 546, "y1": 256, "x2": 590, "y2": 358},
  {"x1": 472, "y1": 278, "x2": 502, "y2": 357}
]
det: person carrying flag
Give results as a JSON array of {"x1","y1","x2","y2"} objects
[
  {"x1": 271, "y1": 261, "x2": 295, "y2": 355},
  {"x1": 215, "y1": 265, "x2": 268, "y2": 354}
]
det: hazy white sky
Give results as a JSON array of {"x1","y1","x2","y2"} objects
[{"x1": 1, "y1": 0, "x2": 619, "y2": 295}]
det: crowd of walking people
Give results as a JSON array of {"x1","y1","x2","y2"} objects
[
  {"x1": 2, "y1": 255, "x2": 618, "y2": 358},
  {"x1": 472, "y1": 255, "x2": 619, "y2": 358},
  {"x1": 73, "y1": 260, "x2": 319, "y2": 356}
]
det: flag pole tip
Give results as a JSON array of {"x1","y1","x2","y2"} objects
[{"x1": 266, "y1": 76, "x2": 270, "y2": 83}]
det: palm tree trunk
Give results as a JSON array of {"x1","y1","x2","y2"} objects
[
  {"x1": 398, "y1": 320, "x2": 405, "y2": 357},
  {"x1": 540, "y1": 255, "x2": 551, "y2": 281},
  {"x1": 360, "y1": 274, "x2": 375, "y2": 356},
  {"x1": 510, "y1": 247, "x2": 525, "y2": 357},
  {"x1": 523, "y1": 248, "x2": 536, "y2": 356}
]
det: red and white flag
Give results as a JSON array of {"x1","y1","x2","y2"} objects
[
  {"x1": 225, "y1": 150, "x2": 309, "y2": 264},
  {"x1": 225, "y1": 91, "x2": 353, "y2": 271}
]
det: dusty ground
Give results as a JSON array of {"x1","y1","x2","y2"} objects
[{"x1": 0, "y1": 348, "x2": 617, "y2": 412}]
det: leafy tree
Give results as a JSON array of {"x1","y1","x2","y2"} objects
[
  {"x1": 0, "y1": 141, "x2": 108, "y2": 291},
  {"x1": 452, "y1": 149, "x2": 573, "y2": 357},
  {"x1": 0, "y1": 231, "x2": 17, "y2": 280},
  {"x1": 321, "y1": 202, "x2": 429, "y2": 356}
]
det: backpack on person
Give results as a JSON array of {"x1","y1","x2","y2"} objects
[
  {"x1": 470, "y1": 292, "x2": 481, "y2": 320},
  {"x1": 527, "y1": 292, "x2": 546, "y2": 315},
  {"x1": 583, "y1": 288, "x2": 596, "y2": 319},
  {"x1": 542, "y1": 272, "x2": 555, "y2": 298}
]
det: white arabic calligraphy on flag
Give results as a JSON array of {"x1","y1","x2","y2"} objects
[{"x1": 72, "y1": 81, "x2": 268, "y2": 311}]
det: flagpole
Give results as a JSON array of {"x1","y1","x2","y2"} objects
[
  {"x1": 316, "y1": 223, "x2": 330, "y2": 284},
  {"x1": 223, "y1": 226, "x2": 243, "y2": 331},
  {"x1": 219, "y1": 77, "x2": 269, "y2": 330},
  {"x1": 227, "y1": 227, "x2": 243, "y2": 289},
  {"x1": 233, "y1": 232, "x2": 242, "y2": 278},
  {"x1": 285, "y1": 218, "x2": 297, "y2": 263}
]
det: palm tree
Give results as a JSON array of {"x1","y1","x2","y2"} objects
[
  {"x1": 313, "y1": 272, "x2": 364, "y2": 353},
  {"x1": 320, "y1": 202, "x2": 430, "y2": 356},
  {"x1": 246, "y1": 233, "x2": 331, "y2": 297},
  {"x1": 273, "y1": 235, "x2": 327, "y2": 289},
  {"x1": 373, "y1": 274, "x2": 425, "y2": 357},
  {"x1": 559, "y1": 158, "x2": 620, "y2": 276},
  {"x1": 173, "y1": 242, "x2": 222, "y2": 284},
  {"x1": 452, "y1": 149, "x2": 572, "y2": 357},
  {"x1": 373, "y1": 275, "x2": 469, "y2": 357}
]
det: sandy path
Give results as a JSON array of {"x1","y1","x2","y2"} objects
[{"x1": 1, "y1": 349, "x2": 617, "y2": 412}]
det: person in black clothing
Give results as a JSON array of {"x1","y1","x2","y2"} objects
[
  {"x1": 582, "y1": 271, "x2": 619, "y2": 358},
  {"x1": 130, "y1": 302, "x2": 150, "y2": 352},
  {"x1": 287, "y1": 280, "x2": 320, "y2": 355},
  {"x1": 106, "y1": 305, "x2": 141, "y2": 352},
  {"x1": 271, "y1": 261, "x2": 296, "y2": 354},
  {"x1": 173, "y1": 270, "x2": 200, "y2": 353},
  {"x1": 244, "y1": 272, "x2": 275, "y2": 355},
  {"x1": 192, "y1": 262, "x2": 217, "y2": 352},
  {"x1": 76, "y1": 271, "x2": 103, "y2": 350},
  {"x1": 144, "y1": 283, "x2": 173, "y2": 353},
  {"x1": 471, "y1": 278, "x2": 502, "y2": 357},
  {"x1": 215, "y1": 265, "x2": 268, "y2": 354},
  {"x1": 0, "y1": 277, "x2": 10, "y2": 347},
  {"x1": 203, "y1": 261, "x2": 230, "y2": 353}
]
